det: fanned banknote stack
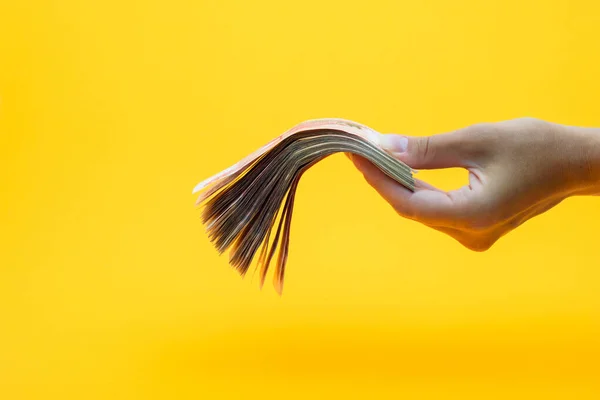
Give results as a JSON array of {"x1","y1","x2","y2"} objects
[{"x1": 193, "y1": 118, "x2": 414, "y2": 294}]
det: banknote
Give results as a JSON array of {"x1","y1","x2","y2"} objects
[{"x1": 193, "y1": 118, "x2": 414, "y2": 294}]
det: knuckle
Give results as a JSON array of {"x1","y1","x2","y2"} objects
[
  {"x1": 416, "y1": 136, "x2": 434, "y2": 161},
  {"x1": 463, "y1": 122, "x2": 493, "y2": 136},
  {"x1": 500, "y1": 117, "x2": 547, "y2": 132},
  {"x1": 515, "y1": 116, "x2": 540, "y2": 124}
]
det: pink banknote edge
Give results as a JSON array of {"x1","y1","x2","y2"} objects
[{"x1": 192, "y1": 118, "x2": 404, "y2": 201}]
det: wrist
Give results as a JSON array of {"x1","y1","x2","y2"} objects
[{"x1": 560, "y1": 124, "x2": 600, "y2": 196}]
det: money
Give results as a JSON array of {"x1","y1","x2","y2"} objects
[{"x1": 193, "y1": 118, "x2": 414, "y2": 294}]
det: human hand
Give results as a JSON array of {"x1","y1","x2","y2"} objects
[{"x1": 350, "y1": 118, "x2": 600, "y2": 251}]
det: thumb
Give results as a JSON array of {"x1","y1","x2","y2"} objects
[{"x1": 379, "y1": 131, "x2": 470, "y2": 170}]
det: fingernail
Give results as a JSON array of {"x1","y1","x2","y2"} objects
[{"x1": 380, "y1": 134, "x2": 408, "y2": 153}]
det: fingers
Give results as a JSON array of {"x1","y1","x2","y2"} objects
[
  {"x1": 379, "y1": 130, "x2": 472, "y2": 170},
  {"x1": 350, "y1": 155, "x2": 471, "y2": 224},
  {"x1": 350, "y1": 154, "x2": 414, "y2": 213}
]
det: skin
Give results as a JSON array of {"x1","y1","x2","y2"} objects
[{"x1": 349, "y1": 118, "x2": 600, "y2": 251}]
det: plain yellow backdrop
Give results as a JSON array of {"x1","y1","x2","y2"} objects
[{"x1": 1, "y1": 1, "x2": 599, "y2": 399}]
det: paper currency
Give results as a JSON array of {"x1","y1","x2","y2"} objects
[{"x1": 193, "y1": 118, "x2": 414, "y2": 294}]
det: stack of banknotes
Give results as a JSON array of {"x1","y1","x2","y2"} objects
[{"x1": 193, "y1": 119, "x2": 414, "y2": 294}]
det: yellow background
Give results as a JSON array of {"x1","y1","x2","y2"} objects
[{"x1": 1, "y1": 1, "x2": 599, "y2": 398}]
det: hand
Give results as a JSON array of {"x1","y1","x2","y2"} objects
[{"x1": 350, "y1": 118, "x2": 600, "y2": 251}]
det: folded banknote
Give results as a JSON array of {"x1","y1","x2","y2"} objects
[{"x1": 193, "y1": 118, "x2": 414, "y2": 294}]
